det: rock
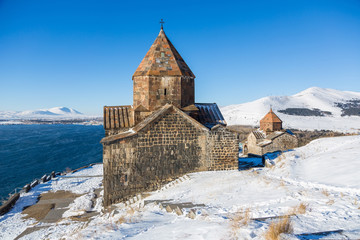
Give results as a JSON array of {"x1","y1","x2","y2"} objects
[
  {"x1": 23, "y1": 184, "x2": 31, "y2": 193},
  {"x1": 45, "y1": 175, "x2": 51, "y2": 182},
  {"x1": 30, "y1": 179, "x2": 39, "y2": 188},
  {"x1": 175, "y1": 206, "x2": 183, "y2": 216},
  {"x1": 0, "y1": 193, "x2": 20, "y2": 216},
  {"x1": 112, "y1": 210, "x2": 119, "y2": 216},
  {"x1": 265, "y1": 159, "x2": 275, "y2": 168},
  {"x1": 165, "y1": 205, "x2": 172, "y2": 213},
  {"x1": 186, "y1": 209, "x2": 196, "y2": 219},
  {"x1": 41, "y1": 175, "x2": 48, "y2": 183}
]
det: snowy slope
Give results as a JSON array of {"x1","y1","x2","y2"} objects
[
  {"x1": 0, "y1": 107, "x2": 92, "y2": 120},
  {"x1": 270, "y1": 135, "x2": 360, "y2": 190},
  {"x1": 221, "y1": 87, "x2": 360, "y2": 132},
  {"x1": 1, "y1": 135, "x2": 360, "y2": 239}
]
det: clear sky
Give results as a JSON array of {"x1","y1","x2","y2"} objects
[{"x1": 0, "y1": 0, "x2": 359, "y2": 115}]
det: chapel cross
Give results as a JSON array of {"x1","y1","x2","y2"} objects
[{"x1": 160, "y1": 19, "x2": 165, "y2": 29}]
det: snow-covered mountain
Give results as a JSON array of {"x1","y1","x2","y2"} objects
[
  {"x1": 221, "y1": 87, "x2": 360, "y2": 132},
  {"x1": 0, "y1": 107, "x2": 89, "y2": 120}
]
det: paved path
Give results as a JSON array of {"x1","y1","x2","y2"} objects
[{"x1": 16, "y1": 188, "x2": 102, "y2": 239}]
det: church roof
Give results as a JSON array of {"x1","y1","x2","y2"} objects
[
  {"x1": 103, "y1": 105, "x2": 134, "y2": 130},
  {"x1": 194, "y1": 103, "x2": 227, "y2": 129},
  {"x1": 133, "y1": 28, "x2": 195, "y2": 78},
  {"x1": 260, "y1": 108, "x2": 282, "y2": 123},
  {"x1": 252, "y1": 130, "x2": 265, "y2": 139}
]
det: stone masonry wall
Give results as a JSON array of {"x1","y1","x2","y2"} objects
[
  {"x1": 103, "y1": 110, "x2": 207, "y2": 206},
  {"x1": 180, "y1": 77, "x2": 195, "y2": 108},
  {"x1": 148, "y1": 76, "x2": 181, "y2": 111},
  {"x1": 133, "y1": 76, "x2": 150, "y2": 110},
  {"x1": 133, "y1": 76, "x2": 195, "y2": 112},
  {"x1": 261, "y1": 134, "x2": 298, "y2": 155},
  {"x1": 207, "y1": 126, "x2": 239, "y2": 170},
  {"x1": 247, "y1": 144, "x2": 263, "y2": 156}
]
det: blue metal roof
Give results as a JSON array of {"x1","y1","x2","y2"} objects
[{"x1": 194, "y1": 103, "x2": 227, "y2": 129}]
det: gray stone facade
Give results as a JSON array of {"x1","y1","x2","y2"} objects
[
  {"x1": 102, "y1": 105, "x2": 239, "y2": 206},
  {"x1": 244, "y1": 130, "x2": 298, "y2": 156},
  {"x1": 207, "y1": 125, "x2": 239, "y2": 170}
]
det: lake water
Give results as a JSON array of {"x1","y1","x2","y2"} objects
[{"x1": 0, "y1": 125, "x2": 104, "y2": 201}]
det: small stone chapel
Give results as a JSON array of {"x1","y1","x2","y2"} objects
[
  {"x1": 100, "y1": 26, "x2": 239, "y2": 206},
  {"x1": 243, "y1": 108, "x2": 298, "y2": 156}
]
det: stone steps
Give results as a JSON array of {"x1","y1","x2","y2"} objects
[
  {"x1": 159, "y1": 174, "x2": 191, "y2": 191},
  {"x1": 158, "y1": 201, "x2": 204, "y2": 219},
  {"x1": 121, "y1": 174, "x2": 191, "y2": 208},
  {"x1": 119, "y1": 174, "x2": 199, "y2": 219}
]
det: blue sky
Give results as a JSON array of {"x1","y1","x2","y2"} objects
[{"x1": 0, "y1": 0, "x2": 359, "y2": 115}]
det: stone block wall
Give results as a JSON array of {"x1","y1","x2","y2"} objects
[
  {"x1": 207, "y1": 126, "x2": 239, "y2": 170},
  {"x1": 133, "y1": 76, "x2": 150, "y2": 110},
  {"x1": 260, "y1": 122, "x2": 282, "y2": 132},
  {"x1": 103, "y1": 110, "x2": 207, "y2": 206},
  {"x1": 180, "y1": 77, "x2": 195, "y2": 108},
  {"x1": 133, "y1": 76, "x2": 195, "y2": 112},
  {"x1": 261, "y1": 134, "x2": 298, "y2": 155},
  {"x1": 148, "y1": 76, "x2": 181, "y2": 110},
  {"x1": 246, "y1": 144, "x2": 263, "y2": 156}
]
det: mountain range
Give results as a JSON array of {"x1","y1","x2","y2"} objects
[
  {"x1": 0, "y1": 107, "x2": 88, "y2": 120},
  {"x1": 221, "y1": 87, "x2": 360, "y2": 132}
]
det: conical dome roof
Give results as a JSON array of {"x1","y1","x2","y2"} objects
[
  {"x1": 260, "y1": 108, "x2": 282, "y2": 123},
  {"x1": 133, "y1": 29, "x2": 195, "y2": 78}
]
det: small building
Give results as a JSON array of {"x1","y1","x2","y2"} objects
[
  {"x1": 243, "y1": 109, "x2": 298, "y2": 156},
  {"x1": 101, "y1": 27, "x2": 239, "y2": 206}
]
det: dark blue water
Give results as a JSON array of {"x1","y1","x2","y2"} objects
[{"x1": 0, "y1": 125, "x2": 104, "y2": 200}]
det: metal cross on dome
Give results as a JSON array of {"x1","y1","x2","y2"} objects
[{"x1": 160, "y1": 19, "x2": 165, "y2": 29}]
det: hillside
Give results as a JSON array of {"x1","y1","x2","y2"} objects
[
  {"x1": 1, "y1": 135, "x2": 360, "y2": 239},
  {"x1": 221, "y1": 87, "x2": 360, "y2": 132}
]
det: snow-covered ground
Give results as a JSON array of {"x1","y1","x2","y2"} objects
[
  {"x1": 221, "y1": 87, "x2": 360, "y2": 132},
  {"x1": 1, "y1": 135, "x2": 360, "y2": 239}
]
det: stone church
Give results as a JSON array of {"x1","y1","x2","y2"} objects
[
  {"x1": 101, "y1": 27, "x2": 239, "y2": 206},
  {"x1": 243, "y1": 109, "x2": 298, "y2": 156}
]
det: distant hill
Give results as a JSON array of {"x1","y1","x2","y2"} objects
[
  {"x1": 0, "y1": 107, "x2": 94, "y2": 120},
  {"x1": 221, "y1": 87, "x2": 360, "y2": 132}
]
